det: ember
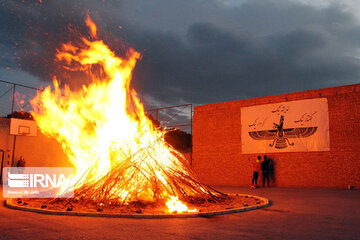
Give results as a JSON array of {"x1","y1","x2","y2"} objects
[{"x1": 30, "y1": 14, "x2": 226, "y2": 213}]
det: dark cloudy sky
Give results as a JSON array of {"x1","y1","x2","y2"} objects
[{"x1": 1, "y1": 0, "x2": 360, "y2": 108}]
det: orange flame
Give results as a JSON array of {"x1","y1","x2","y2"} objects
[
  {"x1": 85, "y1": 11, "x2": 97, "y2": 39},
  {"x1": 166, "y1": 196, "x2": 197, "y2": 213},
  {"x1": 30, "y1": 15, "x2": 196, "y2": 213}
]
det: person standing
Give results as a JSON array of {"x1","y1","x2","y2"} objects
[
  {"x1": 268, "y1": 156, "x2": 275, "y2": 183},
  {"x1": 251, "y1": 156, "x2": 262, "y2": 187},
  {"x1": 262, "y1": 155, "x2": 270, "y2": 187}
]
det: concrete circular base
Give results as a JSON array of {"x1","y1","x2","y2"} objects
[{"x1": 5, "y1": 194, "x2": 270, "y2": 218}]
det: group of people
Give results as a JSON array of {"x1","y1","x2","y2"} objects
[{"x1": 251, "y1": 155, "x2": 273, "y2": 188}]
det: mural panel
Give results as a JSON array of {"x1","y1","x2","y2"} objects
[{"x1": 241, "y1": 98, "x2": 330, "y2": 153}]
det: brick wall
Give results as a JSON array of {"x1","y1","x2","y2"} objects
[{"x1": 193, "y1": 84, "x2": 360, "y2": 188}]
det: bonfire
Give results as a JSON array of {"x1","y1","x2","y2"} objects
[{"x1": 29, "y1": 14, "x2": 226, "y2": 213}]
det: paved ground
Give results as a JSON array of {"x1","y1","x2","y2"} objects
[{"x1": 1, "y1": 185, "x2": 360, "y2": 240}]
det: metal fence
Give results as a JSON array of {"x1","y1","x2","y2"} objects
[
  {"x1": 0, "y1": 79, "x2": 43, "y2": 117},
  {"x1": 145, "y1": 104, "x2": 193, "y2": 165},
  {"x1": 145, "y1": 104, "x2": 193, "y2": 134},
  {"x1": 0, "y1": 79, "x2": 193, "y2": 134}
]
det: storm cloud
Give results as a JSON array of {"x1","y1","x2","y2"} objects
[{"x1": 1, "y1": 0, "x2": 360, "y2": 107}]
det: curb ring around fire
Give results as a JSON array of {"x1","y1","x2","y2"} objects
[{"x1": 5, "y1": 194, "x2": 270, "y2": 219}]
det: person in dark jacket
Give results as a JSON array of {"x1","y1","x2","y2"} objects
[{"x1": 262, "y1": 155, "x2": 270, "y2": 187}]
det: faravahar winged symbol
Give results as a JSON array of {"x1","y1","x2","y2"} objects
[{"x1": 248, "y1": 115, "x2": 317, "y2": 149}]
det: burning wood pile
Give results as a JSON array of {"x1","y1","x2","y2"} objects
[
  {"x1": 64, "y1": 143, "x2": 225, "y2": 213},
  {"x1": 28, "y1": 14, "x2": 227, "y2": 213}
]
